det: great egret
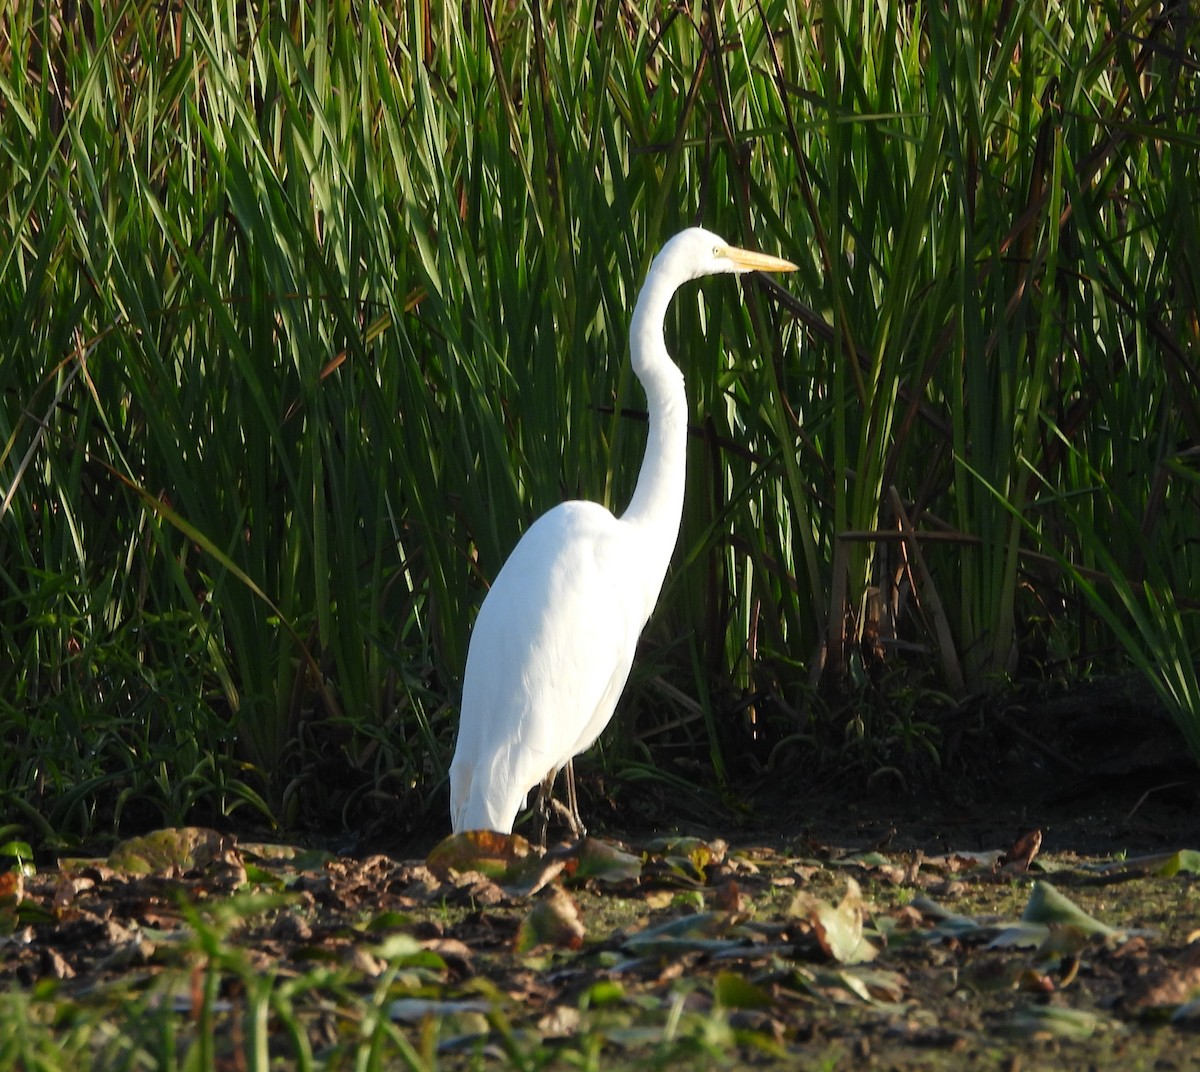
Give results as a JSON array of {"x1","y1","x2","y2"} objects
[{"x1": 449, "y1": 228, "x2": 797, "y2": 836}]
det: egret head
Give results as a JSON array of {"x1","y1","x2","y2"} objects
[{"x1": 655, "y1": 227, "x2": 799, "y2": 283}]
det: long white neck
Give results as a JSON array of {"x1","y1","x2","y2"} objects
[{"x1": 620, "y1": 265, "x2": 689, "y2": 553}]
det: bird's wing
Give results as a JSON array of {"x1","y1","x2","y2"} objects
[{"x1": 451, "y1": 501, "x2": 649, "y2": 831}]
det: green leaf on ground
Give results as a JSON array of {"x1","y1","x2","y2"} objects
[
  {"x1": 1150, "y1": 849, "x2": 1200, "y2": 877},
  {"x1": 1022, "y1": 881, "x2": 1118, "y2": 938},
  {"x1": 714, "y1": 970, "x2": 774, "y2": 1010},
  {"x1": 998, "y1": 1005, "x2": 1118, "y2": 1040},
  {"x1": 572, "y1": 838, "x2": 643, "y2": 884}
]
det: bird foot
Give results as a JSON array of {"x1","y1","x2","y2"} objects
[
  {"x1": 548, "y1": 796, "x2": 587, "y2": 840},
  {"x1": 533, "y1": 763, "x2": 587, "y2": 846}
]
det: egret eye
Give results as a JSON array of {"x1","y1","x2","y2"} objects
[{"x1": 713, "y1": 246, "x2": 723, "y2": 258}]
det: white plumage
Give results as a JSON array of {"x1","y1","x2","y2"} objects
[{"x1": 449, "y1": 228, "x2": 797, "y2": 835}]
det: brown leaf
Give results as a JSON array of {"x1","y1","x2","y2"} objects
[
  {"x1": 1000, "y1": 830, "x2": 1043, "y2": 872},
  {"x1": 926, "y1": 850, "x2": 1005, "y2": 874},
  {"x1": 0, "y1": 870, "x2": 24, "y2": 935},
  {"x1": 713, "y1": 879, "x2": 743, "y2": 913},
  {"x1": 0, "y1": 870, "x2": 23, "y2": 902},
  {"x1": 1126, "y1": 965, "x2": 1200, "y2": 1011},
  {"x1": 39, "y1": 947, "x2": 75, "y2": 980},
  {"x1": 447, "y1": 872, "x2": 508, "y2": 905},
  {"x1": 514, "y1": 887, "x2": 585, "y2": 953},
  {"x1": 421, "y1": 937, "x2": 474, "y2": 975},
  {"x1": 53, "y1": 874, "x2": 93, "y2": 912}
]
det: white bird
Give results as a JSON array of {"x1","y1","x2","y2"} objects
[{"x1": 449, "y1": 228, "x2": 797, "y2": 836}]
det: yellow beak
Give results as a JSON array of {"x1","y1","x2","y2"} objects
[{"x1": 723, "y1": 245, "x2": 799, "y2": 274}]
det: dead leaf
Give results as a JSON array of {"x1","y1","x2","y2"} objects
[
  {"x1": 52, "y1": 874, "x2": 93, "y2": 912},
  {"x1": 925, "y1": 850, "x2": 1005, "y2": 874},
  {"x1": 850, "y1": 966, "x2": 907, "y2": 1003},
  {"x1": 421, "y1": 936, "x2": 473, "y2": 975},
  {"x1": 0, "y1": 870, "x2": 23, "y2": 901},
  {"x1": 713, "y1": 879, "x2": 743, "y2": 913},
  {"x1": 0, "y1": 870, "x2": 24, "y2": 935},
  {"x1": 789, "y1": 879, "x2": 878, "y2": 965},
  {"x1": 1000, "y1": 829, "x2": 1043, "y2": 872},
  {"x1": 426, "y1": 830, "x2": 534, "y2": 882},
  {"x1": 39, "y1": 947, "x2": 75, "y2": 979},
  {"x1": 446, "y1": 871, "x2": 508, "y2": 906},
  {"x1": 514, "y1": 887, "x2": 585, "y2": 952},
  {"x1": 1126, "y1": 965, "x2": 1200, "y2": 1012},
  {"x1": 537, "y1": 1004, "x2": 582, "y2": 1036},
  {"x1": 892, "y1": 905, "x2": 924, "y2": 931}
]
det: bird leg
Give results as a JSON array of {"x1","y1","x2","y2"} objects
[
  {"x1": 560, "y1": 759, "x2": 587, "y2": 840},
  {"x1": 533, "y1": 761, "x2": 587, "y2": 846},
  {"x1": 535, "y1": 773, "x2": 552, "y2": 848}
]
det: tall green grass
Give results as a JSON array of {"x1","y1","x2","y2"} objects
[{"x1": 1, "y1": 0, "x2": 1197, "y2": 839}]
